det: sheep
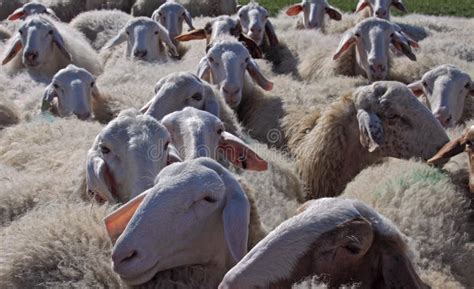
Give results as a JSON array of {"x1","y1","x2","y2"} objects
[
  {"x1": 6, "y1": 1, "x2": 58, "y2": 21},
  {"x1": 0, "y1": 96, "x2": 20, "y2": 129},
  {"x1": 219, "y1": 197, "x2": 429, "y2": 289},
  {"x1": 1, "y1": 15, "x2": 102, "y2": 82},
  {"x1": 102, "y1": 17, "x2": 179, "y2": 62},
  {"x1": 299, "y1": 17, "x2": 419, "y2": 82},
  {"x1": 341, "y1": 158, "x2": 473, "y2": 288},
  {"x1": 41, "y1": 64, "x2": 112, "y2": 122},
  {"x1": 70, "y1": 9, "x2": 133, "y2": 51},
  {"x1": 141, "y1": 71, "x2": 243, "y2": 135},
  {"x1": 132, "y1": 0, "x2": 237, "y2": 18},
  {"x1": 285, "y1": 0, "x2": 342, "y2": 31},
  {"x1": 407, "y1": 65, "x2": 474, "y2": 128},
  {"x1": 282, "y1": 81, "x2": 449, "y2": 200},
  {"x1": 355, "y1": 0, "x2": 407, "y2": 20}
]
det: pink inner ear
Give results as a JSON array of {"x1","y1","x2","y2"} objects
[
  {"x1": 286, "y1": 4, "x2": 304, "y2": 16},
  {"x1": 333, "y1": 37, "x2": 357, "y2": 60},
  {"x1": 8, "y1": 11, "x2": 25, "y2": 20},
  {"x1": 355, "y1": 2, "x2": 371, "y2": 13},
  {"x1": 103, "y1": 192, "x2": 148, "y2": 242},
  {"x1": 219, "y1": 132, "x2": 268, "y2": 171}
]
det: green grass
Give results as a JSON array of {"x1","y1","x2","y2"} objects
[{"x1": 239, "y1": 0, "x2": 474, "y2": 18}]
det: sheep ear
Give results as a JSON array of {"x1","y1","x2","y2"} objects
[
  {"x1": 357, "y1": 109, "x2": 384, "y2": 152},
  {"x1": 286, "y1": 4, "x2": 304, "y2": 16},
  {"x1": 428, "y1": 135, "x2": 466, "y2": 166},
  {"x1": 295, "y1": 200, "x2": 317, "y2": 214},
  {"x1": 381, "y1": 250, "x2": 428, "y2": 289},
  {"x1": 407, "y1": 80, "x2": 424, "y2": 97},
  {"x1": 392, "y1": 0, "x2": 407, "y2": 13},
  {"x1": 41, "y1": 84, "x2": 57, "y2": 111},
  {"x1": 86, "y1": 155, "x2": 116, "y2": 203},
  {"x1": 220, "y1": 169, "x2": 250, "y2": 262},
  {"x1": 246, "y1": 59, "x2": 273, "y2": 91},
  {"x1": 333, "y1": 32, "x2": 357, "y2": 61},
  {"x1": 325, "y1": 6, "x2": 342, "y2": 21},
  {"x1": 102, "y1": 29, "x2": 127, "y2": 50},
  {"x1": 391, "y1": 31, "x2": 417, "y2": 61},
  {"x1": 53, "y1": 31, "x2": 72, "y2": 61},
  {"x1": 103, "y1": 191, "x2": 148, "y2": 242},
  {"x1": 203, "y1": 85, "x2": 220, "y2": 116},
  {"x1": 239, "y1": 34, "x2": 263, "y2": 59},
  {"x1": 265, "y1": 20, "x2": 279, "y2": 47},
  {"x1": 7, "y1": 8, "x2": 25, "y2": 20},
  {"x1": 197, "y1": 56, "x2": 211, "y2": 82},
  {"x1": 2, "y1": 34, "x2": 22, "y2": 65},
  {"x1": 219, "y1": 131, "x2": 268, "y2": 171},
  {"x1": 355, "y1": 0, "x2": 371, "y2": 13},
  {"x1": 183, "y1": 8, "x2": 194, "y2": 30},
  {"x1": 157, "y1": 25, "x2": 179, "y2": 57},
  {"x1": 175, "y1": 29, "x2": 207, "y2": 41}
]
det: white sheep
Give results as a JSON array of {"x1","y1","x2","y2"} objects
[
  {"x1": 102, "y1": 17, "x2": 179, "y2": 62},
  {"x1": 220, "y1": 197, "x2": 429, "y2": 289},
  {"x1": 132, "y1": 0, "x2": 237, "y2": 18},
  {"x1": 70, "y1": 9, "x2": 133, "y2": 51},
  {"x1": 236, "y1": 1, "x2": 279, "y2": 48},
  {"x1": 285, "y1": 0, "x2": 342, "y2": 31},
  {"x1": 6, "y1": 1, "x2": 58, "y2": 21},
  {"x1": 1, "y1": 15, "x2": 102, "y2": 82},
  {"x1": 282, "y1": 81, "x2": 449, "y2": 200},
  {"x1": 355, "y1": 0, "x2": 407, "y2": 20},
  {"x1": 407, "y1": 65, "x2": 473, "y2": 128}
]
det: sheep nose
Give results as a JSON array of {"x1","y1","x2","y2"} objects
[
  {"x1": 133, "y1": 49, "x2": 148, "y2": 58},
  {"x1": 222, "y1": 84, "x2": 241, "y2": 106},
  {"x1": 25, "y1": 50, "x2": 38, "y2": 61},
  {"x1": 112, "y1": 249, "x2": 138, "y2": 270},
  {"x1": 434, "y1": 107, "x2": 452, "y2": 127},
  {"x1": 375, "y1": 8, "x2": 387, "y2": 19},
  {"x1": 250, "y1": 26, "x2": 262, "y2": 34},
  {"x1": 76, "y1": 112, "x2": 91, "y2": 120}
]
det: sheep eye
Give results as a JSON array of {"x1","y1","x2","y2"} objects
[
  {"x1": 245, "y1": 57, "x2": 250, "y2": 63},
  {"x1": 164, "y1": 141, "x2": 170, "y2": 150},
  {"x1": 100, "y1": 145, "x2": 110, "y2": 154},
  {"x1": 204, "y1": 196, "x2": 217, "y2": 203},
  {"x1": 53, "y1": 83, "x2": 59, "y2": 89},
  {"x1": 422, "y1": 81, "x2": 428, "y2": 87},
  {"x1": 126, "y1": 31, "x2": 130, "y2": 35},
  {"x1": 390, "y1": 33, "x2": 395, "y2": 38},
  {"x1": 90, "y1": 81, "x2": 95, "y2": 88},
  {"x1": 217, "y1": 128, "x2": 224, "y2": 135},
  {"x1": 208, "y1": 56, "x2": 214, "y2": 63},
  {"x1": 154, "y1": 31, "x2": 159, "y2": 35},
  {"x1": 18, "y1": 30, "x2": 23, "y2": 35},
  {"x1": 355, "y1": 32, "x2": 361, "y2": 37},
  {"x1": 48, "y1": 30, "x2": 53, "y2": 35},
  {"x1": 465, "y1": 82, "x2": 471, "y2": 89},
  {"x1": 191, "y1": 93, "x2": 203, "y2": 101},
  {"x1": 158, "y1": 12, "x2": 162, "y2": 16}
]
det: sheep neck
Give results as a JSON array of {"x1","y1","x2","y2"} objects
[{"x1": 296, "y1": 94, "x2": 381, "y2": 200}]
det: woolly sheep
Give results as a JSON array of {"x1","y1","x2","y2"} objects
[
  {"x1": 0, "y1": 96, "x2": 20, "y2": 129},
  {"x1": 282, "y1": 81, "x2": 449, "y2": 199},
  {"x1": 141, "y1": 71, "x2": 242, "y2": 135},
  {"x1": 102, "y1": 17, "x2": 179, "y2": 62},
  {"x1": 220, "y1": 198, "x2": 429, "y2": 289},
  {"x1": 355, "y1": 0, "x2": 407, "y2": 20},
  {"x1": 285, "y1": 0, "x2": 342, "y2": 30},
  {"x1": 132, "y1": 0, "x2": 237, "y2": 18},
  {"x1": 236, "y1": 2, "x2": 278, "y2": 48},
  {"x1": 6, "y1": 1, "x2": 58, "y2": 21},
  {"x1": 1, "y1": 15, "x2": 102, "y2": 82},
  {"x1": 408, "y1": 64, "x2": 474, "y2": 127},
  {"x1": 70, "y1": 10, "x2": 133, "y2": 51},
  {"x1": 342, "y1": 158, "x2": 473, "y2": 288}
]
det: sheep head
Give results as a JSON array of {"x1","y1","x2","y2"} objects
[
  {"x1": 355, "y1": 0, "x2": 407, "y2": 20},
  {"x1": 42, "y1": 64, "x2": 98, "y2": 120},
  {"x1": 353, "y1": 81, "x2": 449, "y2": 160},
  {"x1": 161, "y1": 107, "x2": 268, "y2": 171},
  {"x1": 102, "y1": 17, "x2": 178, "y2": 62},
  {"x1": 151, "y1": 1, "x2": 194, "y2": 47},
  {"x1": 197, "y1": 38, "x2": 273, "y2": 108},
  {"x1": 286, "y1": 0, "x2": 342, "y2": 30},
  {"x1": 2, "y1": 15, "x2": 71, "y2": 68},
  {"x1": 219, "y1": 198, "x2": 429, "y2": 289},
  {"x1": 86, "y1": 109, "x2": 171, "y2": 204},
  {"x1": 237, "y1": 2, "x2": 279, "y2": 47},
  {"x1": 141, "y1": 72, "x2": 220, "y2": 120},
  {"x1": 333, "y1": 18, "x2": 418, "y2": 82},
  {"x1": 408, "y1": 65, "x2": 474, "y2": 128},
  {"x1": 428, "y1": 125, "x2": 474, "y2": 193},
  {"x1": 7, "y1": 2, "x2": 58, "y2": 21},
  {"x1": 104, "y1": 158, "x2": 250, "y2": 285}
]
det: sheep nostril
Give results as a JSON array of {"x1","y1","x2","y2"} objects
[{"x1": 113, "y1": 250, "x2": 138, "y2": 265}]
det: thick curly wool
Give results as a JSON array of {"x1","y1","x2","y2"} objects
[{"x1": 342, "y1": 159, "x2": 473, "y2": 288}]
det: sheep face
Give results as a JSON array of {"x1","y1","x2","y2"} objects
[
  {"x1": 42, "y1": 64, "x2": 97, "y2": 120},
  {"x1": 285, "y1": 0, "x2": 342, "y2": 30},
  {"x1": 333, "y1": 18, "x2": 418, "y2": 82},
  {"x1": 355, "y1": 0, "x2": 407, "y2": 20},
  {"x1": 142, "y1": 72, "x2": 219, "y2": 120},
  {"x1": 86, "y1": 110, "x2": 171, "y2": 203},
  {"x1": 219, "y1": 198, "x2": 429, "y2": 289},
  {"x1": 104, "y1": 158, "x2": 250, "y2": 285},
  {"x1": 198, "y1": 39, "x2": 273, "y2": 108},
  {"x1": 7, "y1": 2, "x2": 57, "y2": 21},
  {"x1": 238, "y1": 3, "x2": 278, "y2": 47},
  {"x1": 161, "y1": 107, "x2": 268, "y2": 170},
  {"x1": 152, "y1": 2, "x2": 193, "y2": 47},
  {"x1": 408, "y1": 65, "x2": 474, "y2": 128},
  {"x1": 1, "y1": 16, "x2": 72, "y2": 69},
  {"x1": 354, "y1": 81, "x2": 449, "y2": 160},
  {"x1": 103, "y1": 17, "x2": 178, "y2": 62}
]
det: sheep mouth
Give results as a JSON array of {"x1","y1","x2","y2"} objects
[{"x1": 116, "y1": 258, "x2": 162, "y2": 286}]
